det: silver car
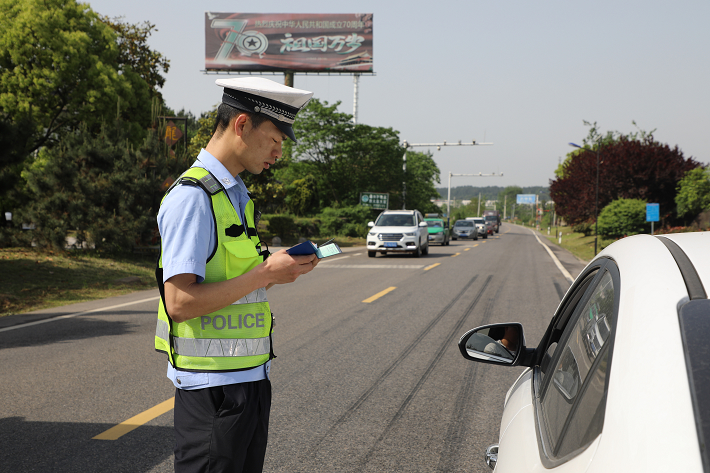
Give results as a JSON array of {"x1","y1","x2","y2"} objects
[{"x1": 451, "y1": 220, "x2": 478, "y2": 241}]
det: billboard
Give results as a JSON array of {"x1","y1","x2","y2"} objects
[{"x1": 205, "y1": 13, "x2": 373, "y2": 72}]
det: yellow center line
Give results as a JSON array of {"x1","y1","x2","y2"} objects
[
  {"x1": 451, "y1": 252, "x2": 461, "y2": 257},
  {"x1": 424, "y1": 263, "x2": 440, "y2": 270},
  {"x1": 93, "y1": 397, "x2": 174, "y2": 441},
  {"x1": 473, "y1": 243, "x2": 479, "y2": 247},
  {"x1": 464, "y1": 248, "x2": 470, "y2": 251},
  {"x1": 363, "y1": 286, "x2": 396, "y2": 303}
]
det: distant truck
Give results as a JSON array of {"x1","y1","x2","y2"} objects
[{"x1": 482, "y1": 210, "x2": 501, "y2": 233}]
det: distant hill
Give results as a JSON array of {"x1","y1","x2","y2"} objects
[{"x1": 435, "y1": 185, "x2": 550, "y2": 201}]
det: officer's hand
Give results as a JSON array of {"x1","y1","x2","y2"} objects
[{"x1": 264, "y1": 249, "x2": 318, "y2": 284}]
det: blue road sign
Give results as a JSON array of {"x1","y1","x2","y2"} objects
[
  {"x1": 516, "y1": 194, "x2": 536, "y2": 204},
  {"x1": 646, "y1": 203, "x2": 659, "y2": 222}
]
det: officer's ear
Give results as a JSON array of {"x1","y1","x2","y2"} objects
[{"x1": 233, "y1": 113, "x2": 250, "y2": 138}]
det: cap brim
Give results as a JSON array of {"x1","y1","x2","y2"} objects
[{"x1": 270, "y1": 118, "x2": 297, "y2": 143}]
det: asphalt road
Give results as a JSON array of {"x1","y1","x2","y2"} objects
[{"x1": 0, "y1": 224, "x2": 586, "y2": 473}]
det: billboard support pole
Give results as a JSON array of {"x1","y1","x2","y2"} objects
[
  {"x1": 353, "y1": 73, "x2": 360, "y2": 124},
  {"x1": 284, "y1": 72, "x2": 294, "y2": 88}
]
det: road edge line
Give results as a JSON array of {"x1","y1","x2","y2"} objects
[
  {"x1": 0, "y1": 296, "x2": 160, "y2": 333},
  {"x1": 529, "y1": 229, "x2": 574, "y2": 283}
]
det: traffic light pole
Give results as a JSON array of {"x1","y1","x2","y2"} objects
[
  {"x1": 401, "y1": 140, "x2": 492, "y2": 210},
  {"x1": 447, "y1": 172, "x2": 503, "y2": 229}
]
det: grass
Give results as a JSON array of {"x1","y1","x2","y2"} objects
[
  {"x1": 0, "y1": 238, "x2": 367, "y2": 317},
  {"x1": 0, "y1": 248, "x2": 158, "y2": 317},
  {"x1": 539, "y1": 226, "x2": 617, "y2": 263}
]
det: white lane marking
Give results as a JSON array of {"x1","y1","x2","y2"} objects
[
  {"x1": 0, "y1": 296, "x2": 161, "y2": 333},
  {"x1": 528, "y1": 229, "x2": 574, "y2": 283},
  {"x1": 318, "y1": 255, "x2": 351, "y2": 263},
  {"x1": 317, "y1": 264, "x2": 426, "y2": 269}
]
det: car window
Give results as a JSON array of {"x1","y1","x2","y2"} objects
[
  {"x1": 540, "y1": 269, "x2": 615, "y2": 458},
  {"x1": 540, "y1": 269, "x2": 600, "y2": 380},
  {"x1": 376, "y1": 214, "x2": 414, "y2": 227},
  {"x1": 556, "y1": 347, "x2": 609, "y2": 458},
  {"x1": 455, "y1": 221, "x2": 473, "y2": 227},
  {"x1": 426, "y1": 221, "x2": 442, "y2": 227}
]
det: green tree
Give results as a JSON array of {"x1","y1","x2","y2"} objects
[
  {"x1": 597, "y1": 199, "x2": 648, "y2": 238},
  {"x1": 675, "y1": 167, "x2": 710, "y2": 222},
  {"x1": 285, "y1": 99, "x2": 440, "y2": 213},
  {"x1": 0, "y1": 0, "x2": 153, "y2": 154},
  {"x1": 99, "y1": 15, "x2": 170, "y2": 100},
  {"x1": 19, "y1": 122, "x2": 171, "y2": 251}
]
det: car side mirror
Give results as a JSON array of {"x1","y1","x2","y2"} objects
[
  {"x1": 367, "y1": 221, "x2": 375, "y2": 228},
  {"x1": 418, "y1": 222, "x2": 428, "y2": 227},
  {"x1": 458, "y1": 323, "x2": 533, "y2": 367}
]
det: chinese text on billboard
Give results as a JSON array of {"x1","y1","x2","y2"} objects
[{"x1": 205, "y1": 13, "x2": 373, "y2": 72}]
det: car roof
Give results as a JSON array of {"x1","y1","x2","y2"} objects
[
  {"x1": 659, "y1": 232, "x2": 710, "y2": 290},
  {"x1": 588, "y1": 232, "x2": 708, "y2": 469},
  {"x1": 380, "y1": 210, "x2": 416, "y2": 215}
]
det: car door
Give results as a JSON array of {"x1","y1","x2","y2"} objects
[{"x1": 495, "y1": 259, "x2": 619, "y2": 472}]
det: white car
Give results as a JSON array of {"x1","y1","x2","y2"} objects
[
  {"x1": 467, "y1": 217, "x2": 488, "y2": 238},
  {"x1": 458, "y1": 232, "x2": 710, "y2": 472},
  {"x1": 367, "y1": 210, "x2": 429, "y2": 257}
]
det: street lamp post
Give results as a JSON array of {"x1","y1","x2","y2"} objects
[
  {"x1": 401, "y1": 140, "x2": 492, "y2": 209},
  {"x1": 569, "y1": 141, "x2": 601, "y2": 256}
]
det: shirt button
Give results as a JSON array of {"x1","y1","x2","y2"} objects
[{"x1": 177, "y1": 378, "x2": 182, "y2": 385}]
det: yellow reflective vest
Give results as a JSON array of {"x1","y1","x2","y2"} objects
[{"x1": 155, "y1": 167, "x2": 272, "y2": 372}]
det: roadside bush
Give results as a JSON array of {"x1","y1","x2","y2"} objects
[
  {"x1": 316, "y1": 205, "x2": 374, "y2": 238},
  {"x1": 265, "y1": 214, "x2": 296, "y2": 239},
  {"x1": 597, "y1": 199, "x2": 648, "y2": 238},
  {"x1": 572, "y1": 221, "x2": 594, "y2": 236}
]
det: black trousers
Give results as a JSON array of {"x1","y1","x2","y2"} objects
[{"x1": 174, "y1": 379, "x2": 271, "y2": 473}]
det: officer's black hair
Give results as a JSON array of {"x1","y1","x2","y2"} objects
[{"x1": 212, "y1": 103, "x2": 269, "y2": 137}]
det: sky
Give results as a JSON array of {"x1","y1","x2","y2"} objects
[{"x1": 86, "y1": 0, "x2": 710, "y2": 189}]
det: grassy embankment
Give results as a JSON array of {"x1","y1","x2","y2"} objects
[
  {"x1": 0, "y1": 248, "x2": 159, "y2": 317},
  {"x1": 0, "y1": 236, "x2": 366, "y2": 317},
  {"x1": 537, "y1": 225, "x2": 615, "y2": 263}
]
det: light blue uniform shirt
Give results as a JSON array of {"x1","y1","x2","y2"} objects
[{"x1": 157, "y1": 149, "x2": 270, "y2": 390}]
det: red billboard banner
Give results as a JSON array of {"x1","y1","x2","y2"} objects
[{"x1": 205, "y1": 13, "x2": 373, "y2": 72}]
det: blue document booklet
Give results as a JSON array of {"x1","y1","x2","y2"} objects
[{"x1": 286, "y1": 240, "x2": 342, "y2": 259}]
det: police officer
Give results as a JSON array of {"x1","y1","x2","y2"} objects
[{"x1": 155, "y1": 77, "x2": 317, "y2": 473}]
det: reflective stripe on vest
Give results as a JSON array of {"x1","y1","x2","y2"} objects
[
  {"x1": 155, "y1": 166, "x2": 272, "y2": 372},
  {"x1": 155, "y1": 319, "x2": 270, "y2": 357}
]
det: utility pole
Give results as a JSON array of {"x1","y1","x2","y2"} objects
[
  {"x1": 402, "y1": 140, "x2": 492, "y2": 209},
  {"x1": 477, "y1": 192, "x2": 482, "y2": 217}
]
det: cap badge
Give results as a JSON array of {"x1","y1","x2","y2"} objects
[{"x1": 254, "y1": 106, "x2": 260, "y2": 112}]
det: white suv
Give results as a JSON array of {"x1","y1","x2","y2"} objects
[{"x1": 366, "y1": 210, "x2": 429, "y2": 257}]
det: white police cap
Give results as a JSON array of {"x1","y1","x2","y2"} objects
[{"x1": 216, "y1": 77, "x2": 313, "y2": 142}]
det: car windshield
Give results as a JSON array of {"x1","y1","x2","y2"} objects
[
  {"x1": 472, "y1": 219, "x2": 484, "y2": 224},
  {"x1": 455, "y1": 221, "x2": 474, "y2": 227},
  {"x1": 376, "y1": 214, "x2": 415, "y2": 226},
  {"x1": 485, "y1": 216, "x2": 497, "y2": 221},
  {"x1": 426, "y1": 221, "x2": 442, "y2": 227}
]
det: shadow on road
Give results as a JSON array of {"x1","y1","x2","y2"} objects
[
  {"x1": 0, "y1": 416, "x2": 173, "y2": 473},
  {"x1": 0, "y1": 313, "x2": 141, "y2": 349}
]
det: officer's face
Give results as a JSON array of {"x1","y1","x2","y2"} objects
[{"x1": 239, "y1": 117, "x2": 286, "y2": 175}]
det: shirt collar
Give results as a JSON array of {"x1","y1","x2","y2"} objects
[{"x1": 193, "y1": 149, "x2": 244, "y2": 192}]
